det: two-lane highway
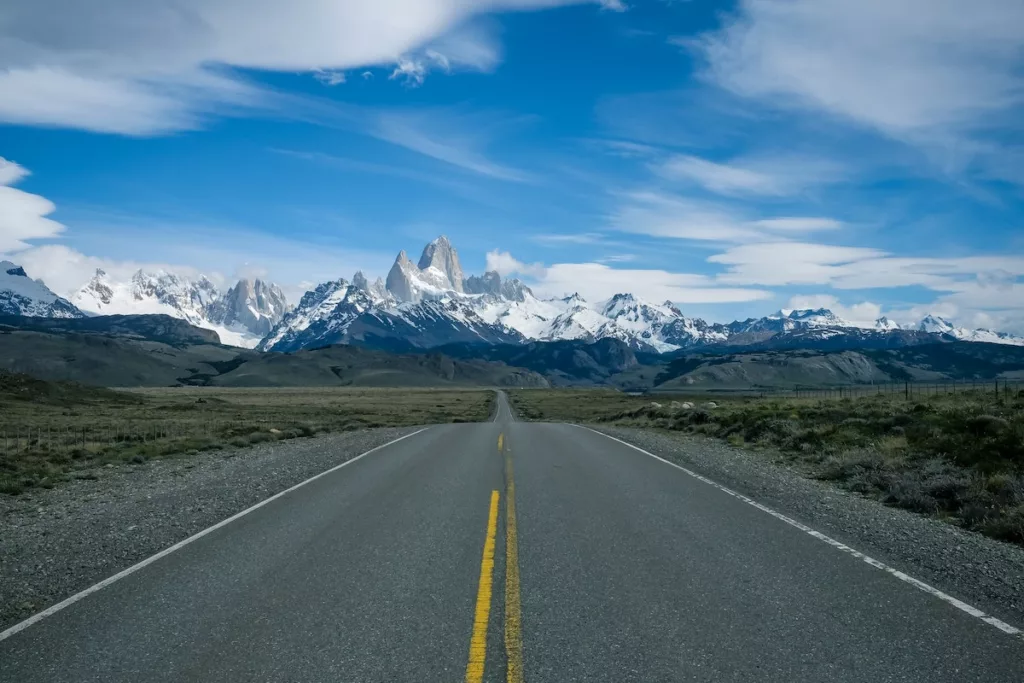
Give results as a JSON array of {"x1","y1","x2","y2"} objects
[{"x1": 2, "y1": 392, "x2": 1022, "y2": 681}]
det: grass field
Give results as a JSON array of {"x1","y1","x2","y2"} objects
[
  {"x1": 510, "y1": 388, "x2": 1024, "y2": 545},
  {"x1": 0, "y1": 373, "x2": 494, "y2": 495}
]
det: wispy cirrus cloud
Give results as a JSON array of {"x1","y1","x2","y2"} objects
[
  {"x1": 610, "y1": 191, "x2": 844, "y2": 244},
  {"x1": 531, "y1": 232, "x2": 610, "y2": 245},
  {"x1": 652, "y1": 153, "x2": 850, "y2": 196},
  {"x1": 372, "y1": 109, "x2": 532, "y2": 181}
]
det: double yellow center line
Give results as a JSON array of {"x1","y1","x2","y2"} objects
[
  {"x1": 465, "y1": 490, "x2": 499, "y2": 682},
  {"x1": 464, "y1": 431, "x2": 523, "y2": 683},
  {"x1": 504, "y1": 436, "x2": 524, "y2": 683}
]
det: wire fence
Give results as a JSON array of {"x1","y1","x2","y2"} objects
[
  {"x1": 752, "y1": 378, "x2": 1024, "y2": 401},
  {"x1": 649, "y1": 378, "x2": 1024, "y2": 400},
  {"x1": 0, "y1": 416, "x2": 297, "y2": 455}
]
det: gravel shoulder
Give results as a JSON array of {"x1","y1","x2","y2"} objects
[
  {"x1": 592, "y1": 425, "x2": 1024, "y2": 628},
  {"x1": 0, "y1": 426, "x2": 422, "y2": 631}
]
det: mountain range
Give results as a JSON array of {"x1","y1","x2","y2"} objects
[
  {"x1": 2, "y1": 236, "x2": 1022, "y2": 352},
  {"x1": 255, "y1": 235, "x2": 1024, "y2": 352},
  {"x1": 69, "y1": 268, "x2": 289, "y2": 347}
]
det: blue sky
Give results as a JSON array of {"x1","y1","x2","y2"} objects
[{"x1": 1, "y1": 0, "x2": 1023, "y2": 331}]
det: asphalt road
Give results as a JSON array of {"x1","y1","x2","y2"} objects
[{"x1": 2, "y1": 392, "x2": 1022, "y2": 681}]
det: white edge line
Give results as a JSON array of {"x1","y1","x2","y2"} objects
[
  {"x1": 0, "y1": 427, "x2": 429, "y2": 643},
  {"x1": 573, "y1": 424, "x2": 1023, "y2": 640}
]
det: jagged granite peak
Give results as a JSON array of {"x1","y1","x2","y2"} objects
[
  {"x1": 352, "y1": 270, "x2": 391, "y2": 303},
  {"x1": 562, "y1": 292, "x2": 586, "y2": 305},
  {"x1": 464, "y1": 270, "x2": 502, "y2": 296},
  {"x1": 128, "y1": 269, "x2": 220, "y2": 313},
  {"x1": 385, "y1": 251, "x2": 419, "y2": 302},
  {"x1": 0, "y1": 260, "x2": 85, "y2": 318},
  {"x1": 385, "y1": 246, "x2": 454, "y2": 303},
  {"x1": 417, "y1": 235, "x2": 464, "y2": 293},
  {"x1": 500, "y1": 278, "x2": 533, "y2": 302},
  {"x1": 918, "y1": 315, "x2": 955, "y2": 334},
  {"x1": 874, "y1": 316, "x2": 901, "y2": 331},
  {"x1": 206, "y1": 278, "x2": 289, "y2": 337},
  {"x1": 80, "y1": 269, "x2": 115, "y2": 305}
]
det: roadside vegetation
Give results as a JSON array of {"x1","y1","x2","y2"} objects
[
  {"x1": 0, "y1": 372, "x2": 493, "y2": 495},
  {"x1": 509, "y1": 388, "x2": 1024, "y2": 545}
]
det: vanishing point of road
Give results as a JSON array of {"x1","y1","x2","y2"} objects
[{"x1": 2, "y1": 392, "x2": 1022, "y2": 682}]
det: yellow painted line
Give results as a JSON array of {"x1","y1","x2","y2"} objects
[
  {"x1": 504, "y1": 454, "x2": 524, "y2": 683},
  {"x1": 465, "y1": 490, "x2": 500, "y2": 683},
  {"x1": 498, "y1": 432, "x2": 504, "y2": 451}
]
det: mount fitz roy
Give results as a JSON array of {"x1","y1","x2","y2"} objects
[{"x1": 3, "y1": 236, "x2": 1023, "y2": 351}]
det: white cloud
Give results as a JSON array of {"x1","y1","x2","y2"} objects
[
  {"x1": 753, "y1": 218, "x2": 843, "y2": 232},
  {"x1": 487, "y1": 248, "x2": 770, "y2": 303},
  {"x1": 531, "y1": 232, "x2": 609, "y2": 245},
  {"x1": 389, "y1": 59, "x2": 427, "y2": 86},
  {"x1": 485, "y1": 250, "x2": 546, "y2": 277},
  {"x1": 0, "y1": 157, "x2": 66, "y2": 253},
  {"x1": 709, "y1": 242, "x2": 1024, "y2": 290},
  {"x1": 653, "y1": 153, "x2": 850, "y2": 196},
  {"x1": 0, "y1": 158, "x2": 29, "y2": 186},
  {"x1": 592, "y1": 139, "x2": 660, "y2": 158},
  {"x1": 786, "y1": 294, "x2": 883, "y2": 326},
  {"x1": 0, "y1": 0, "x2": 604, "y2": 135},
  {"x1": 313, "y1": 70, "x2": 346, "y2": 86},
  {"x1": 710, "y1": 242, "x2": 888, "y2": 286},
  {"x1": 535, "y1": 262, "x2": 770, "y2": 303},
  {"x1": 695, "y1": 0, "x2": 1024, "y2": 139}
]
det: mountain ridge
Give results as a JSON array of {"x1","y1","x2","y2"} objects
[{"x1": 7, "y1": 235, "x2": 1023, "y2": 354}]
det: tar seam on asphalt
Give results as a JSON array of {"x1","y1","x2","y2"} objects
[{"x1": 503, "y1": 431, "x2": 525, "y2": 683}]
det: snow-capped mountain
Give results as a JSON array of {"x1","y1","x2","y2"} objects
[
  {"x1": 916, "y1": 315, "x2": 1024, "y2": 346},
  {"x1": 1, "y1": 261, "x2": 84, "y2": 318},
  {"x1": 71, "y1": 269, "x2": 289, "y2": 348},
  {"x1": 258, "y1": 235, "x2": 1024, "y2": 354},
  {"x1": 259, "y1": 276, "x2": 524, "y2": 353}
]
